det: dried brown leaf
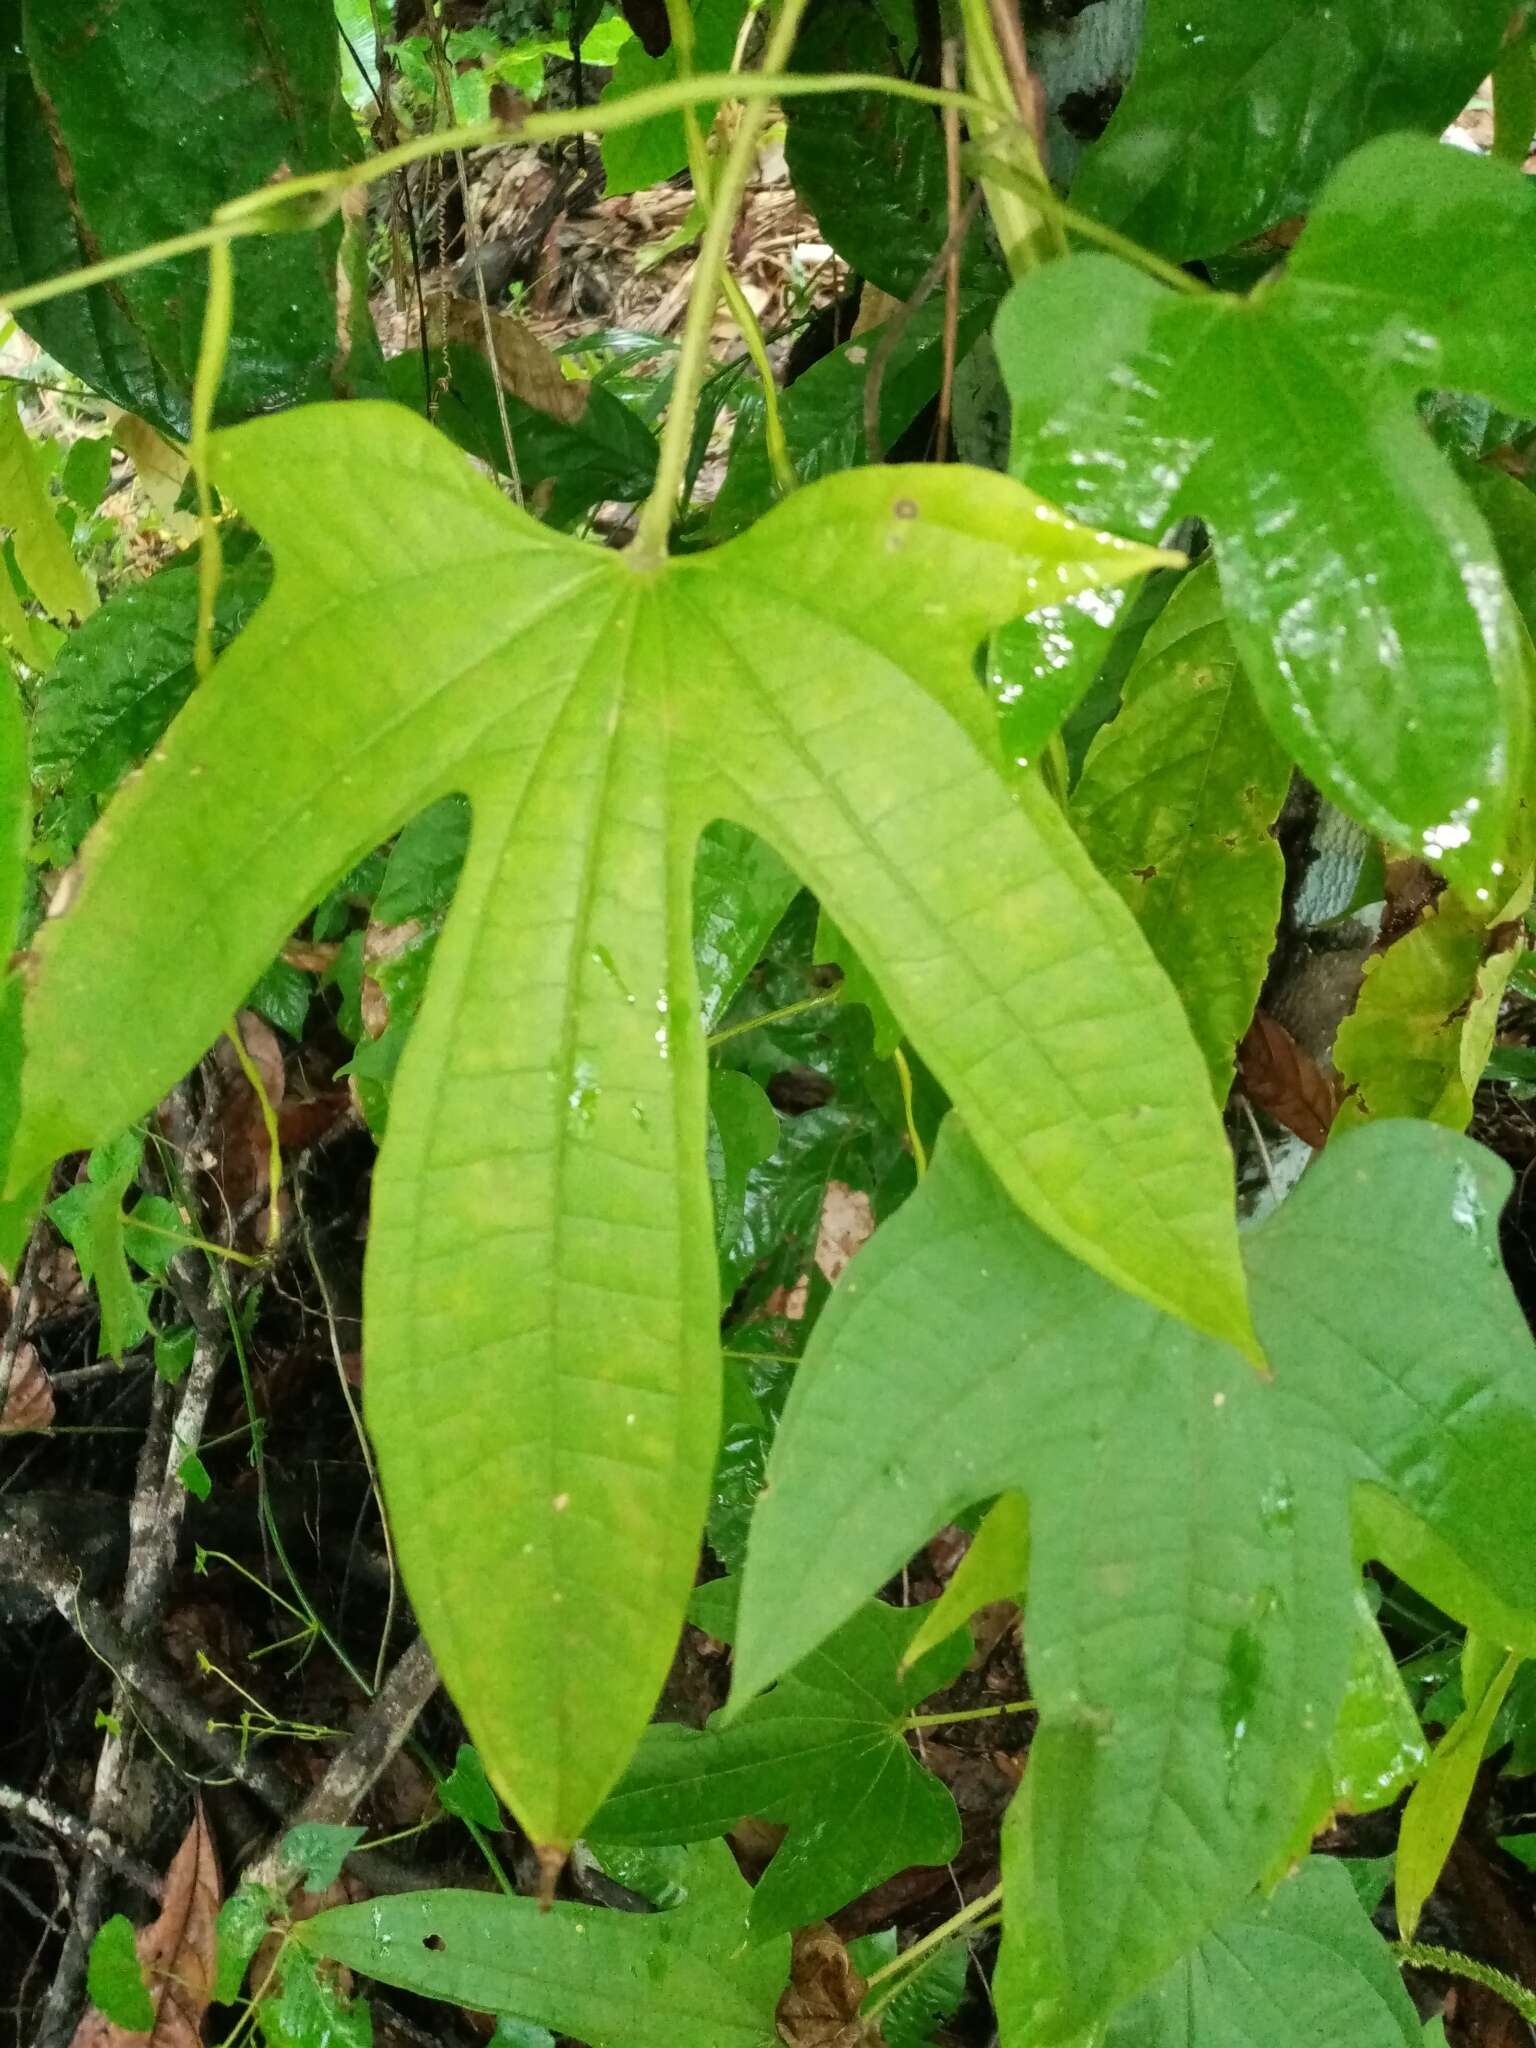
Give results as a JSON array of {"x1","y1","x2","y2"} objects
[
  {"x1": 0, "y1": 1342, "x2": 53, "y2": 1431},
  {"x1": 441, "y1": 301, "x2": 587, "y2": 423},
  {"x1": 815, "y1": 1182, "x2": 875, "y2": 1286},
  {"x1": 777, "y1": 1924, "x2": 876, "y2": 2048},
  {"x1": 1238, "y1": 1009, "x2": 1339, "y2": 1150},
  {"x1": 71, "y1": 1805, "x2": 221, "y2": 2048}
]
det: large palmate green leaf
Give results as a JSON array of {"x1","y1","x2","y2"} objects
[
  {"x1": 1085, "y1": 1857, "x2": 1419, "y2": 2048},
  {"x1": 1072, "y1": 0, "x2": 1508, "y2": 260},
  {"x1": 734, "y1": 1117, "x2": 1536, "y2": 2035},
  {"x1": 298, "y1": 1841, "x2": 785, "y2": 2048},
  {"x1": 999, "y1": 137, "x2": 1536, "y2": 892},
  {"x1": 1073, "y1": 563, "x2": 1290, "y2": 1097},
  {"x1": 5, "y1": 400, "x2": 1246, "y2": 1849},
  {"x1": 0, "y1": 0, "x2": 380, "y2": 436},
  {"x1": 594, "y1": 1594, "x2": 966, "y2": 1936}
]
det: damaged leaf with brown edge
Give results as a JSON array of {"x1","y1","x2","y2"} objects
[{"x1": 4, "y1": 400, "x2": 1246, "y2": 1856}]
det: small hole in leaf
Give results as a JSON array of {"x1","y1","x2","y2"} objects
[{"x1": 423, "y1": 1933, "x2": 446, "y2": 1952}]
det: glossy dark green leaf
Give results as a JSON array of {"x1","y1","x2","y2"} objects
[
  {"x1": 31, "y1": 552, "x2": 272, "y2": 818},
  {"x1": 786, "y1": 0, "x2": 1004, "y2": 300},
  {"x1": 1001, "y1": 138, "x2": 1536, "y2": 891},
  {"x1": 298, "y1": 1841, "x2": 786, "y2": 2048},
  {"x1": 814, "y1": 907, "x2": 901, "y2": 1058},
  {"x1": 4, "y1": 0, "x2": 381, "y2": 436},
  {"x1": 1083, "y1": 1857, "x2": 1419, "y2": 2048},
  {"x1": 706, "y1": 1068, "x2": 780, "y2": 1261},
  {"x1": 692, "y1": 822, "x2": 796, "y2": 1034},
  {"x1": 848, "y1": 1932, "x2": 968, "y2": 2048},
  {"x1": 374, "y1": 797, "x2": 471, "y2": 925},
  {"x1": 1072, "y1": 0, "x2": 1508, "y2": 260},
  {"x1": 246, "y1": 959, "x2": 314, "y2": 1039},
  {"x1": 736, "y1": 1117, "x2": 1536, "y2": 2032},
  {"x1": 709, "y1": 902, "x2": 924, "y2": 1309},
  {"x1": 594, "y1": 1597, "x2": 966, "y2": 1937},
  {"x1": 1073, "y1": 564, "x2": 1290, "y2": 1096}
]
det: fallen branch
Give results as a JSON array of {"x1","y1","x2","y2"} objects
[
  {"x1": 245, "y1": 1633, "x2": 439, "y2": 1889},
  {"x1": 0, "y1": 1781, "x2": 164, "y2": 1900}
]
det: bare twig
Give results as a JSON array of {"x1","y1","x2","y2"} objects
[
  {"x1": 863, "y1": 188, "x2": 982, "y2": 464},
  {"x1": 985, "y1": 0, "x2": 1045, "y2": 152},
  {"x1": 0, "y1": 1783, "x2": 163, "y2": 1900},
  {"x1": 0, "y1": 1507, "x2": 297, "y2": 1815},
  {"x1": 936, "y1": 38, "x2": 963, "y2": 465}
]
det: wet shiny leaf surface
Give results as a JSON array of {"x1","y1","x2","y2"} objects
[
  {"x1": 1073, "y1": 0, "x2": 1508, "y2": 260},
  {"x1": 1000, "y1": 139, "x2": 1536, "y2": 891}
]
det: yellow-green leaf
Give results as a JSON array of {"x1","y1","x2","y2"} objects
[
  {"x1": 0, "y1": 394, "x2": 93, "y2": 621},
  {"x1": 901, "y1": 1491, "x2": 1029, "y2": 1673},
  {"x1": 1396, "y1": 1639, "x2": 1521, "y2": 1938},
  {"x1": 1335, "y1": 872, "x2": 1534, "y2": 1134},
  {"x1": 6, "y1": 400, "x2": 1247, "y2": 1852}
]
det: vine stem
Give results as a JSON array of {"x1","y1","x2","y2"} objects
[
  {"x1": 667, "y1": 0, "x2": 796, "y2": 500},
  {"x1": 904, "y1": 1696, "x2": 1034, "y2": 1732},
  {"x1": 862, "y1": 1883, "x2": 1003, "y2": 1991},
  {"x1": 0, "y1": 76, "x2": 990, "y2": 334},
  {"x1": 629, "y1": 0, "x2": 813, "y2": 565},
  {"x1": 706, "y1": 989, "x2": 837, "y2": 1047},
  {"x1": 189, "y1": 239, "x2": 233, "y2": 680}
]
